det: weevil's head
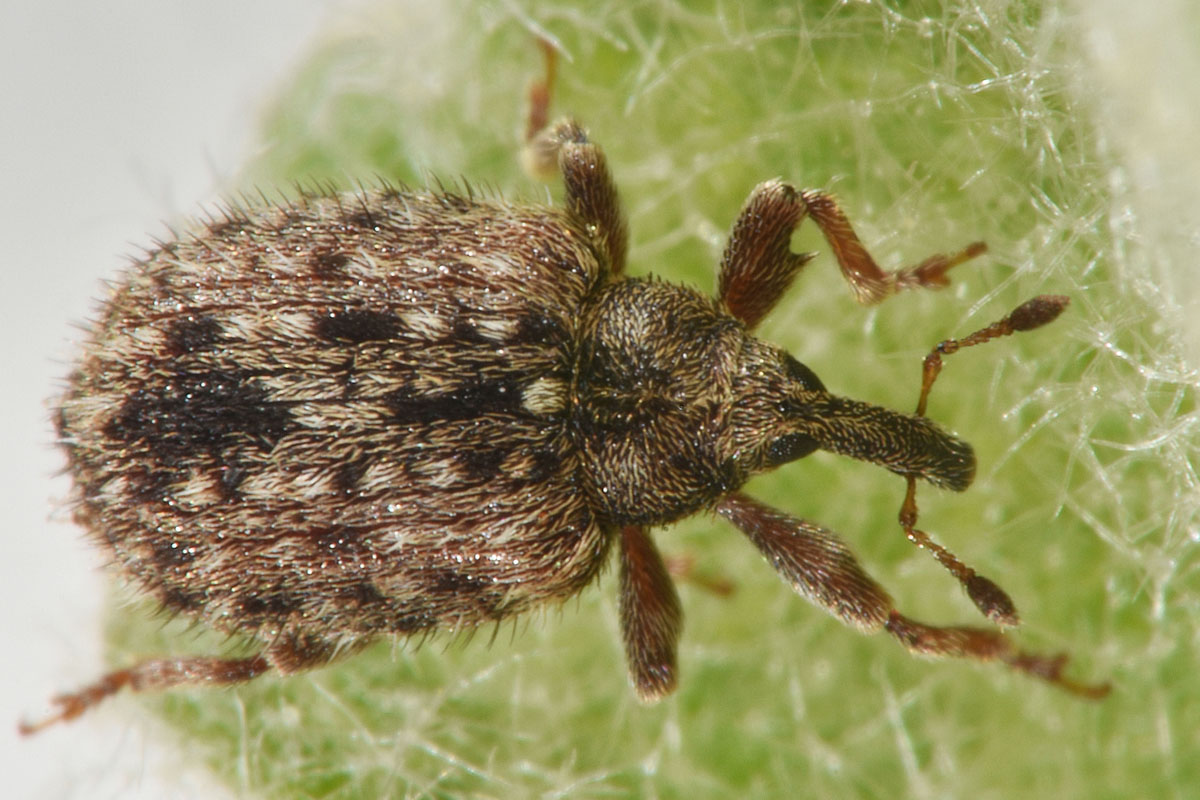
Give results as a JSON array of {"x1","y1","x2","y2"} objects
[
  {"x1": 725, "y1": 337, "x2": 976, "y2": 491},
  {"x1": 570, "y1": 279, "x2": 974, "y2": 528}
]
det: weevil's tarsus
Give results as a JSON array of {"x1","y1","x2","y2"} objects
[
  {"x1": 1002, "y1": 649, "x2": 1112, "y2": 700},
  {"x1": 524, "y1": 37, "x2": 557, "y2": 149},
  {"x1": 663, "y1": 553, "x2": 736, "y2": 597},
  {"x1": 885, "y1": 614, "x2": 1111, "y2": 699},
  {"x1": 18, "y1": 655, "x2": 270, "y2": 736}
]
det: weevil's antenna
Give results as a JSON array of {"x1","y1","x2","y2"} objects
[{"x1": 900, "y1": 296, "x2": 1070, "y2": 626}]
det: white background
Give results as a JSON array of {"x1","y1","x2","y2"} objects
[
  {"x1": 2, "y1": 3, "x2": 343, "y2": 797},
  {"x1": 4, "y1": 1, "x2": 1199, "y2": 798}
]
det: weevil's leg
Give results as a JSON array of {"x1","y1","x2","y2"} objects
[
  {"x1": 895, "y1": 295, "x2": 1072, "y2": 620},
  {"x1": 716, "y1": 492, "x2": 1110, "y2": 698},
  {"x1": 717, "y1": 180, "x2": 817, "y2": 329},
  {"x1": 618, "y1": 524, "x2": 684, "y2": 701},
  {"x1": 800, "y1": 189, "x2": 987, "y2": 305},
  {"x1": 525, "y1": 119, "x2": 628, "y2": 275},
  {"x1": 523, "y1": 43, "x2": 628, "y2": 274},
  {"x1": 525, "y1": 38, "x2": 557, "y2": 147},
  {"x1": 664, "y1": 553, "x2": 736, "y2": 597},
  {"x1": 18, "y1": 655, "x2": 270, "y2": 735}
]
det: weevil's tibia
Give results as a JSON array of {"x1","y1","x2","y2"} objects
[
  {"x1": 18, "y1": 655, "x2": 270, "y2": 736},
  {"x1": 618, "y1": 525, "x2": 683, "y2": 701},
  {"x1": 717, "y1": 493, "x2": 1110, "y2": 698}
]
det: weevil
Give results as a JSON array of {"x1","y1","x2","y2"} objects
[{"x1": 21, "y1": 48, "x2": 1107, "y2": 735}]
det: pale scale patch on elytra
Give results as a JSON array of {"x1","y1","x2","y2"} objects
[
  {"x1": 119, "y1": 325, "x2": 167, "y2": 351},
  {"x1": 333, "y1": 250, "x2": 381, "y2": 283},
  {"x1": 399, "y1": 307, "x2": 450, "y2": 339},
  {"x1": 472, "y1": 316, "x2": 519, "y2": 342},
  {"x1": 60, "y1": 393, "x2": 120, "y2": 435},
  {"x1": 522, "y1": 376, "x2": 568, "y2": 416},
  {"x1": 222, "y1": 311, "x2": 279, "y2": 343},
  {"x1": 360, "y1": 459, "x2": 407, "y2": 495},
  {"x1": 97, "y1": 474, "x2": 132, "y2": 508},
  {"x1": 173, "y1": 472, "x2": 226, "y2": 508},
  {"x1": 470, "y1": 250, "x2": 541, "y2": 283},
  {"x1": 235, "y1": 467, "x2": 317, "y2": 504},
  {"x1": 423, "y1": 457, "x2": 470, "y2": 490}
]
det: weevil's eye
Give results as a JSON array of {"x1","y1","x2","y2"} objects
[
  {"x1": 783, "y1": 353, "x2": 825, "y2": 392},
  {"x1": 764, "y1": 432, "x2": 819, "y2": 467}
]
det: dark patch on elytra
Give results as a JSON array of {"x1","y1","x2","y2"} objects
[
  {"x1": 311, "y1": 249, "x2": 352, "y2": 276},
  {"x1": 338, "y1": 581, "x2": 388, "y2": 611},
  {"x1": 332, "y1": 458, "x2": 372, "y2": 494},
  {"x1": 343, "y1": 208, "x2": 380, "y2": 230},
  {"x1": 311, "y1": 525, "x2": 374, "y2": 556},
  {"x1": 511, "y1": 312, "x2": 567, "y2": 346},
  {"x1": 165, "y1": 315, "x2": 224, "y2": 355},
  {"x1": 238, "y1": 589, "x2": 298, "y2": 621},
  {"x1": 103, "y1": 370, "x2": 296, "y2": 461},
  {"x1": 217, "y1": 465, "x2": 247, "y2": 500},
  {"x1": 386, "y1": 378, "x2": 524, "y2": 426},
  {"x1": 427, "y1": 567, "x2": 481, "y2": 596},
  {"x1": 527, "y1": 446, "x2": 562, "y2": 484},
  {"x1": 424, "y1": 568, "x2": 505, "y2": 619},
  {"x1": 434, "y1": 192, "x2": 473, "y2": 214},
  {"x1": 127, "y1": 468, "x2": 180, "y2": 505},
  {"x1": 389, "y1": 598, "x2": 441, "y2": 633},
  {"x1": 457, "y1": 446, "x2": 508, "y2": 482},
  {"x1": 271, "y1": 206, "x2": 305, "y2": 234},
  {"x1": 160, "y1": 585, "x2": 205, "y2": 614},
  {"x1": 449, "y1": 316, "x2": 490, "y2": 345},
  {"x1": 315, "y1": 309, "x2": 405, "y2": 344},
  {"x1": 206, "y1": 215, "x2": 248, "y2": 238},
  {"x1": 150, "y1": 538, "x2": 199, "y2": 569}
]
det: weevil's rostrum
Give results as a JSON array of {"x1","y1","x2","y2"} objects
[{"x1": 23, "y1": 59, "x2": 1107, "y2": 735}]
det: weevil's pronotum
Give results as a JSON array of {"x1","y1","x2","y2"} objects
[{"x1": 21, "y1": 46, "x2": 1107, "y2": 734}]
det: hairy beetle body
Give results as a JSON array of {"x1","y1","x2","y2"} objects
[{"x1": 22, "y1": 60, "x2": 1106, "y2": 736}]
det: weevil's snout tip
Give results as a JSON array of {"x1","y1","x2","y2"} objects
[{"x1": 930, "y1": 436, "x2": 975, "y2": 492}]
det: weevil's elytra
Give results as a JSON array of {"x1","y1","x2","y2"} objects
[{"x1": 21, "y1": 49, "x2": 1107, "y2": 735}]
